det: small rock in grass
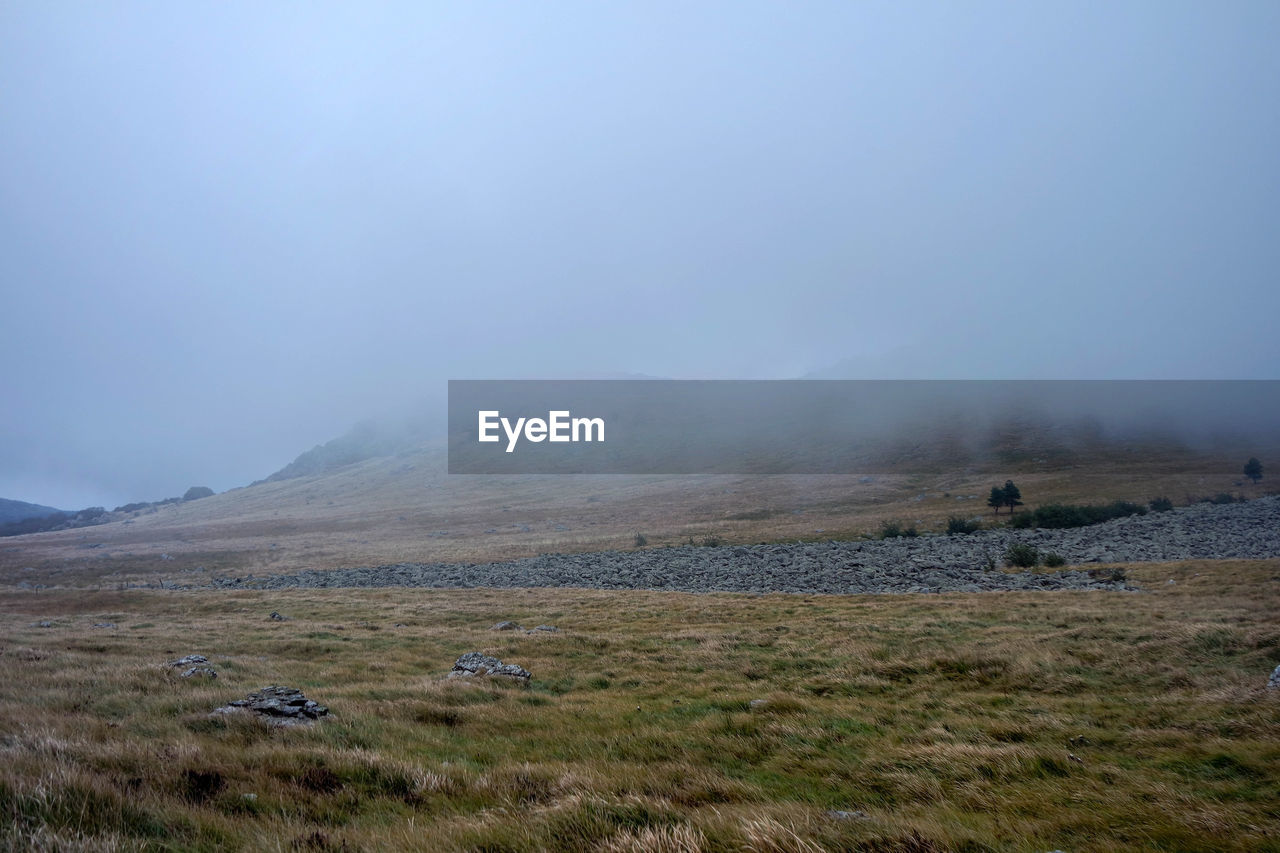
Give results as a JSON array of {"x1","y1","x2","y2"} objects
[
  {"x1": 181, "y1": 666, "x2": 217, "y2": 679},
  {"x1": 491, "y1": 621, "x2": 522, "y2": 631},
  {"x1": 269, "y1": 611, "x2": 288, "y2": 621},
  {"x1": 530, "y1": 625, "x2": 558, "y2": 633},
  {"x1": 1268, "y1": 664, "x2": 1280, "y2": 690},
  {"x1": 215, "y1": 686, "x2": 329, "y2": 724},
  {"x1": 448, "y1": 652, "x2": 531, "y2": 683}
]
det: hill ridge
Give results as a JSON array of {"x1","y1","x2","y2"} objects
[{"x1": 0, "y1": 497, "x2": 66, "y2": 525}]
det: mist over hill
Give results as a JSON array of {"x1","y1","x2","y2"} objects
[
  {"x1": 274, "y1": 380, "x2": 1280, "y2": 482},
  {"x1": 256, "y1": 413, "x2": 443, "y2": 484}
]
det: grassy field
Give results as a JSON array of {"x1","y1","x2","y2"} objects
[{"x1": 2, "y1": 559, "x2": 1278, "y2": 851}]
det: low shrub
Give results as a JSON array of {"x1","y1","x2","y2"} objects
[
  {"x1": 1004, "y1": 543, "x2": 1040, "y2": 568},
  {"x1": 879, "y1": 520, "x2": 918, "y2": 539},
  {"x1": 1042, "y1": 552, "x2": 1066, "y2": 568},
  {"x1": 1149, "y1": 496, "x2": 1174, "y2": 512},
  {"x1": 1009, "y1": 501, "x2": 1147, "y2": 530},
  {"x1": 946, "y1": 515, "x2": 980, "y2": 535}
]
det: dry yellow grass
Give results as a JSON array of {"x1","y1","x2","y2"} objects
[{"x1": 2, "y1": 559, "x2": 1278, "y2": 851}]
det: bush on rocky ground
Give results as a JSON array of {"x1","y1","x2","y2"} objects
[{"x1": 1004, "y1": 543, "x2": 1040, "y2": 568}]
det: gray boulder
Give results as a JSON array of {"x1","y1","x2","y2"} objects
[
  {"x1": 448, "y1": 652, "x2": 531, "y2": 683},
  {"x1": 491, "y1": 620, "x2": 522, "y2": 631},
  {"x1": 1269, "y1": 664, "x2": 1280, "y2": 690},
  {"x1": 168, "y1": 654, "x2": 216, "y2": 678},
  {"x1": 216, "y1": 686, "x2": 329, "y2": 723}
]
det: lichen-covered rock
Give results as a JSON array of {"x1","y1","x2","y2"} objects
[
  {"x1": 215, "y1": 686, "x2": 329, "y2": 723},
  {"x1": 448, "y1": 652, "x2": 531, "y2": 683},
  {"x1": 491, "y1": 621, "x2": 522, "y2": 631},
  {"x1": 181, "y1": 666, "x2": 217, "y2": 679},
  {"x1": 168, "y1": 654, "x2": 209, "y2": 667},
  {"x1": 1268, "y1": 664, "x2": 1280, "y2": 690}
]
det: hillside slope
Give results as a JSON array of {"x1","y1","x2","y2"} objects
[
  {"x1": 0, "y1": 498, "x2": 66, "y2": 525},
  {"x1": 0, "y1": 421, "x2": 1273, "y2": 588}
]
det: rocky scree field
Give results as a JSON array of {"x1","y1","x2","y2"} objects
[{"x1": 204, "y1": 496, "x2": 1280, "y2": 594}]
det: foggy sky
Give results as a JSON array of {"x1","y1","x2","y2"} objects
[{"x1": 2, "y1": 2, "x2": 1278, "y2": 509}]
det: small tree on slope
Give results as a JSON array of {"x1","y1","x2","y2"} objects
[
  {"x1": 1002, "y1": 480, "x2": 1023, "y2": 513},
  {"x1": 988, "y1": 486, "x2": 1006, "y2": 514}
]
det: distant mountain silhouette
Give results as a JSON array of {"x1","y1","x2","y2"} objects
[{"x1": 0, "y1": 498, "x2": 67, "y2": 525}]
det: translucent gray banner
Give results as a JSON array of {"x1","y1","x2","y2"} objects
[{"x1": 447, "y1": 380, "x2": 1280, "y2": 474}]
